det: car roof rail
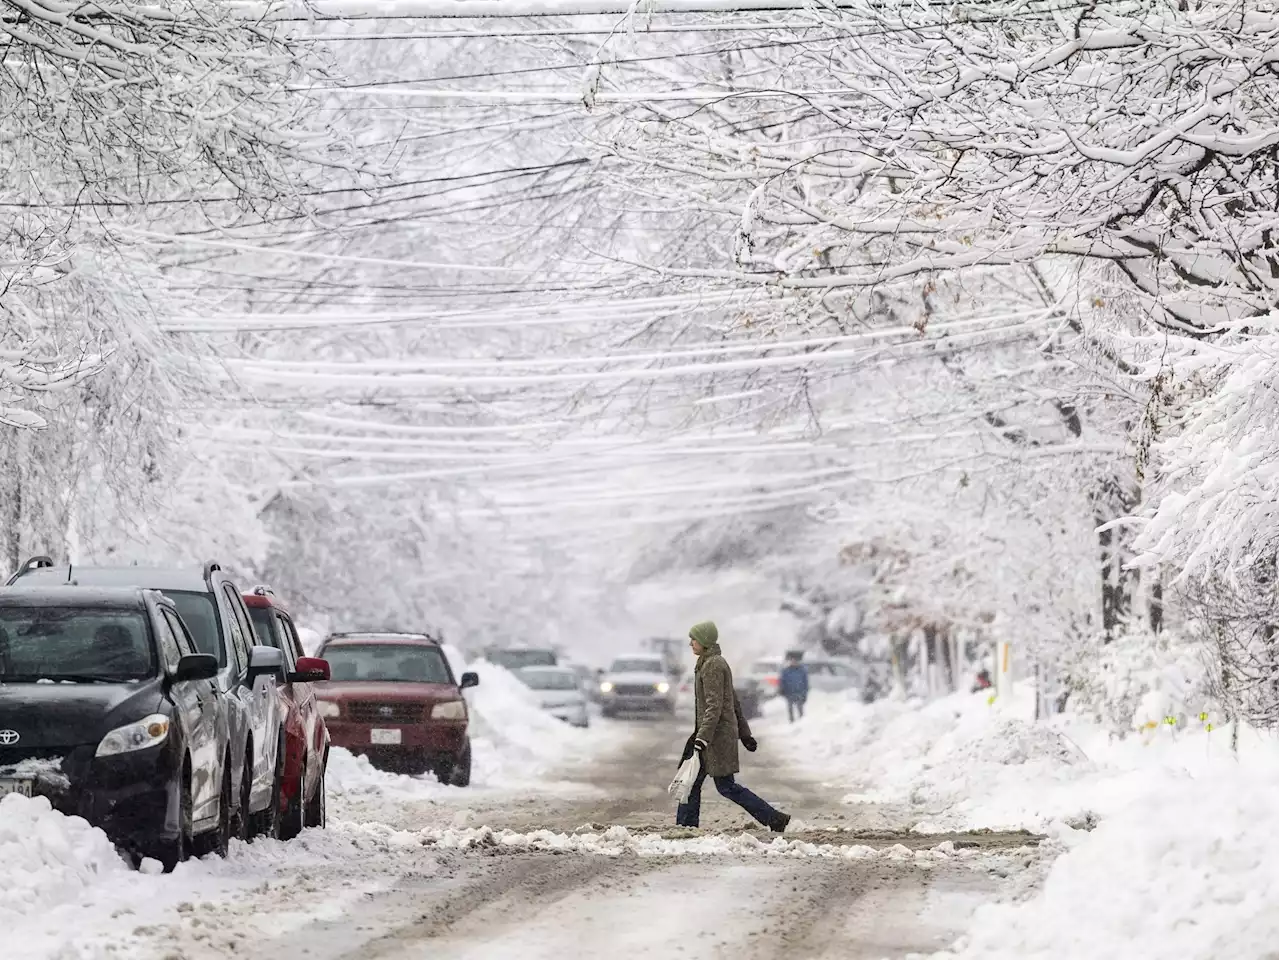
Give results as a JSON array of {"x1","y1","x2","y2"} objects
[{"x1": 6, "y1": 555, "x2": 57, "y2": 586}]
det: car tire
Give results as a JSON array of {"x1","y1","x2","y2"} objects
[
  {"x1": 447, "y1": 741, "x2": 472, "y2": 788},
  {"x1": 303, "y1": 756, "x2": 326, "y2": 830},
  {"x1": 601, "y1": 707, "x2": 614, "y2": 719},
  {"x1": 154, "y1": 770, "x2": 194, "y2": 872},
  {"x1": 257, "y1": 747, "x2": 285, "y2": 841},
  {"x1": 280, "y1": 761, "x2": 305, "y2": 841},
  {"x1": 232, "y1": 750, "x2": 253, "y2": 843},
  {"x1": 194, "y1": 759, "x2": 232, "y2": 859}
]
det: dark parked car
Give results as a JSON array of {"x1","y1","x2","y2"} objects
[
  {"x1": 315, "y1": 632, "x2": 478, "y2": 785},
  {"x1": 8, "y1": 557, "x2": 286, "y2": 841},
  {"x1": 244, "y1": 586, "x2": 330, "y2": 839},
  {"x1": 0, "y1": 587, "x2": 228, "y2": 870}
]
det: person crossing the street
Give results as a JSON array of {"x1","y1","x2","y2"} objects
[{"x1": 675, "y1": 620, "x2": 790, "y2": 833}]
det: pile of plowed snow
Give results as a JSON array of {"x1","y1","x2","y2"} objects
[{"x1": 0, "y1": 794, "x2": 130, "y2": 917}]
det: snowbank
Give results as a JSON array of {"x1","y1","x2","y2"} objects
[
  {"x1": 940, "y1": 753, "x2": 1279, "y2": 960},
  {"x1": 762, "y1": 688, "x2": 1098, "y2": 830},
  {"x1": 0, "y1": 795, "x2": 131, "y2": 917},
  {"x1": 760, "y1": 688, "x2": 1279, "y2": 960}
]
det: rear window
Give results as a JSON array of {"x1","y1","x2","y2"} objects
[
  {"x1": 166, "y1": 591, "x2": 225, "y2": 666},
  {"x1": 518, "y1": 669, "x2": 579, "y2": 691},
  {"x1": 751, "y1": 660, "x2": 781, "y2": 674},
  {"x1": 0, "y1": 607, "x2": 155, "y2": 682},
  {"x1": 323, "y1": 643, "x2": 451, "y2": 683},
  {"x1": 609, "y1": 658, "x2": 663, "y2": 674}
]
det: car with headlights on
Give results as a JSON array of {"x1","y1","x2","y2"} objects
[
  {"x1": 516, "y1": 665, "x2": 589, "y2": 728},
  {"x1": 597, "y1": 653, "x2": 676, "y2": 718},
  {"x1": 0, "y1": 587, "x2": 228, "y2": 870},
  {"x1": 314, "y1": 632, "x2": 478, "y2": 785}
]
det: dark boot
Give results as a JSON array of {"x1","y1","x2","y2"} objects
[{"x1": 770, "y1": 813, "x2": 791, "y2": 834}]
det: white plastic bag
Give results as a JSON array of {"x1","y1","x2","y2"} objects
[{"x1": 668, "y1": 754, "x2": 701, "y2": 805}]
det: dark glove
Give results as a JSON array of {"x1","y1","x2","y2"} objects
[
  {"x1": 693, "y1": 738, "x2": 708, "y2": 753},
  {"x1": 743, "y1": 736, "x2": 758, "y2": 753}
]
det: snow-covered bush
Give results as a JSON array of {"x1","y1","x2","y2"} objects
[{"x1": 1061, "y1": 628, "x2": 1213, "y2": 735}]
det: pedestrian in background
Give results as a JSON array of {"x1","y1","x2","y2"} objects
[
  {"x1": 676, "y1": 620, "x2": 790, "y2": 833},
  {"x1": 779, "y1": 652, "x2": 809, "y2": 723}
]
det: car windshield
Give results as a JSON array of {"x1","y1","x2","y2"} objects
[
  {"x1": 519, "y1": 669, "x2": 579, "y2": 691},
  {"x1": 488, "y1": 649, "x2": 557, "y2": 669},
  {"x1": 609, "y1": 658, "x2": 663, "y2": 674},
  {"x1": 0, "y1": 606, "x2": 155, "y2": 682},
  {"x1": 324, "y1": 644, "x2": 451, "y2": 683},
  {"x1": 166, "y1": 591, "x2": 225, "y2": 666}
]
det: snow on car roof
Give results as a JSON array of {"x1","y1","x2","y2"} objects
[{"x1": 324, "y1": 632, "x2": 440, "y2": 646}]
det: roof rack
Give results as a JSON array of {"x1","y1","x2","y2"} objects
[{"x1": 6, "y1": 555, "x2": 56, "y2": 586}]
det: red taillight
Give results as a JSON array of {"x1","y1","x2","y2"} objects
[{"x1": 766, "y1": 676, "x2": 779, "y2": 686}]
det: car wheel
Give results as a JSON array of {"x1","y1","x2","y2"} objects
[
  {"x1": 449, "y1": 741, "x2": 472, "y2": 788},
  {"x1": 195, "y1": 759, "x2": 232, "y2": 859},
  {"x1": 232, "y1": 751, "x2": 253, "y2": 843},
  {"x1": 257, "y1": 748, "x2": 285, "y2": 840},
  {"x1": 303, "y1": 756, "x2": 326, "y2": 830},
  {"x1": 280, "y1": 763, "x2": 305, "y2": 841},
  {"x1": 154, "y1": 770, "x2": 194, "y2": 872}
]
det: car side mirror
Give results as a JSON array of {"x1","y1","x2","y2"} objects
[
  {"x1": 173, "y1": 653, "x2": 218, "y2": 683},
  {"x1": 459, "y1": 671, "x2": 479, "y2": 689},
  {"x1": 289, "y1": 656, "x2": 330, "y2": 683},
  {"x1": 248, "y1": 644, "x2": 285, "y2": 681}
]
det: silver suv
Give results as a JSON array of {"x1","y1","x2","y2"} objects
[{"x1": 7, "y1": 557, "x2": 286, "y2": 840}]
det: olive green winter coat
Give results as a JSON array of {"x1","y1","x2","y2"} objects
[{"x1": 693, "y1": 652, "x2": 752, "y2": 778}]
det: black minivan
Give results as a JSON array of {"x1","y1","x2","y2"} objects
[{"x1": 0, "y1": 587, "x2": 231, "y2": 870}]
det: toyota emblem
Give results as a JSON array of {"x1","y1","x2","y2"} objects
[{"x1": 0, "y1": 730, "x2": 19, "y2": 745}]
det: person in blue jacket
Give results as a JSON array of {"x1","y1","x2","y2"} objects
[{"x1": 779, "y1": 653, "x2": 809, "y2": 722}]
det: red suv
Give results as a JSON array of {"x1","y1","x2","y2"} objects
[
  {"x1": 313, "y1": 632, "x2": 478, "y2": 786},
  {"x1": 243, "y1": 587, "x2": 330, "y2": 838}
]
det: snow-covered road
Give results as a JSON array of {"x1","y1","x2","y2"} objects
[{"x1": 50, "y1": 719, "x2": 1041, "y2": 960}]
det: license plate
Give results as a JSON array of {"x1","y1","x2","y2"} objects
[
  {"x1": 0, "y1": 778, "x2": 33, "y2": 798},
  {"x1": 370, "y1": 728, "x2": 401, "y2": 745}
]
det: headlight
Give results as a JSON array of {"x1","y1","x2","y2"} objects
[
  {"x1": 599, "y1": 681, "x2": 614, "y2": 693},
  {"x1": 96, "y1": 714, "x2": 170, "y2": 758},
  {"x1": 655, "y1": 682, "x2": 670, "y2": 694},
  {"x1": 317, "y1": 699, "x2": 340, "y2": 718},
  {"x1": 432, "y1": 700, "x2": 467, "y2": 719}
]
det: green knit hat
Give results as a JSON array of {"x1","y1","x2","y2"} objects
[{"x1": 689, "y1": 620, "x2": 719, "y2": 648}]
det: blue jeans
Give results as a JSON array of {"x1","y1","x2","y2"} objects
[{"x1": 675, "y1": 767, "x2": 781, "y2": 828}]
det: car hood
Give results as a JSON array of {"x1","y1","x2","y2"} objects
[
  {"x1": 0, "y1": 679, "x2": 164, "y2": 750},
  {"x1": 314, "y1": 680, "x2": 460, "y2": 702},
  {"x1": 604, "y1": 672, "x2": 668, "y2": 685}
]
